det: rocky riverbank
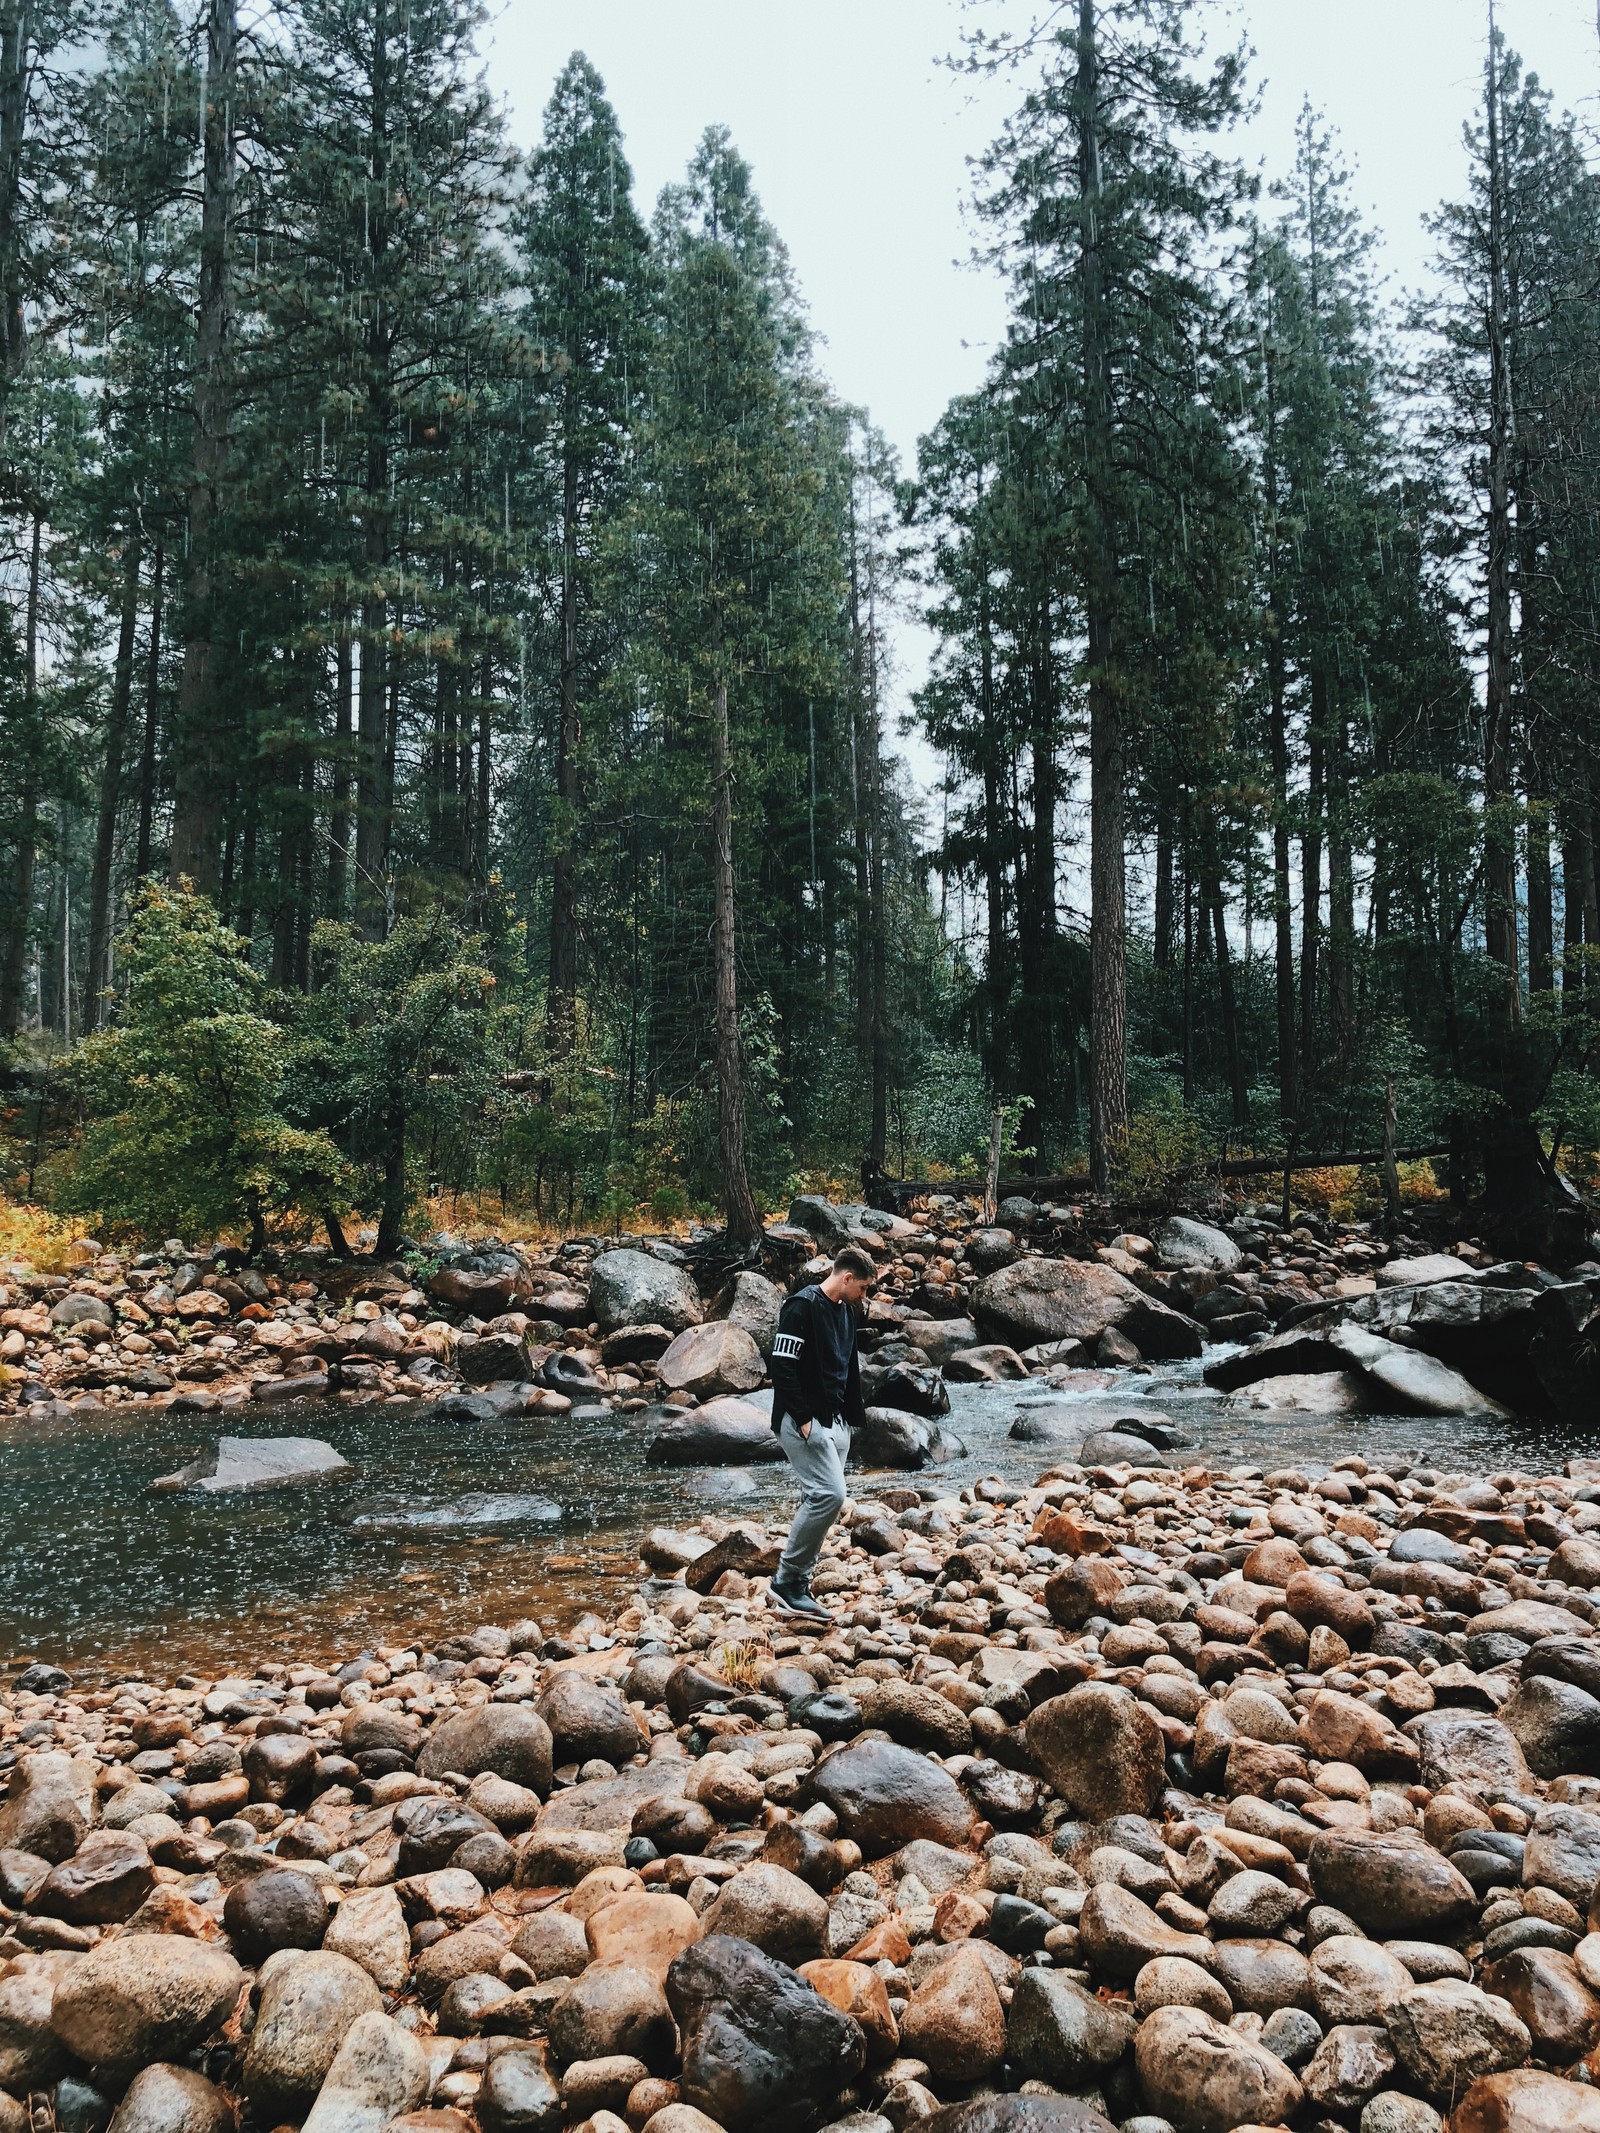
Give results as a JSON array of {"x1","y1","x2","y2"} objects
[
  {"x1": 9, "y1": 1439, "x2": 1600, "y2": 2133},
  {"x1": 8, "y1": 1188, "x2": 1600, "y2": 1446}
]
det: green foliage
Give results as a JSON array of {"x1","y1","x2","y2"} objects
[{"x1": 61, "y1": 883, "x2": 348, "y2": 1247}]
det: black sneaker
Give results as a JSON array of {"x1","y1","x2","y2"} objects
[{"x1": 769, "y1": 1579, "x2": 833, "y2": 1625}]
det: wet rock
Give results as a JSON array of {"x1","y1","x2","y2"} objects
[
  {"x1": 393, "y1": 1796, "x2": 495, "y2": 1875},
  {"x1": 701, "y1": 1863, "x2": 828, "y2": 1961},
  {"x1": 897, "y1": 1942, "x2": 1005, "y2": 2083},
  {"x1": 1301, "y1": 2025, "x2": 1396, "y2": 2116},
  {"x1": 1133, "y1": 1956, "x2": 1232, "y2": 2021},
  {"x1": 586, "y1": 1891, "x2": 703, "y2": 1980},
  {"x1": 547, "y1": 1963, "x2": 676, "y2": 2072},
  {"x1": 1377, "y1": 1253, "x2": 1475, "y2": 1287},
  {"x1": 589, "y1": 1252, "x2": 702, "y2": 1335},
  {"x1": 32, "y1": 1832, "x2": 154, "y2": 1923},
  {"x1": 243, "y1": 1950, "x2": 383, "y2": 2117},
  {"x1": 1078, "y1": 1885, "x2": 1214, "y2": 1979},
  {"x1": 105, "y1": 2065, "x2": 231, "y2": 2133},
  {"x1": 1132, "y1": 2003, "x2": 1302, "y2": 2133},
  {"x1": 299, "y1": 2012, "x2": 430, "y2": 2133},
  {"x1": 658, "y1": 1322, "x2": 764, "y2": 1399},
  {"x1": 154, "y1": 1436, "x2": 353, "y2": 1491},
  {"x1": 666, "y1": 1933, "x2": 865, "y2": 2133},
  {"x1": 1384, "y1": 1979, "x2": 1531, "y2": 2094},
  {"x1": 807, "y1": 1740, "x2": 975, "y2": 1851},
  {"x1": 1500, "y1": 1675, "x2": 1600, "y2": 1778},
  {"x1": 854, "y1": 1408, "x2": 946, "y2": 1470},
  {"x1": 796, "y1": 1961, "x2": 899, "y2": 2064},
  {"x1": 646, "y1": 1399, "x2": 784, "y2": 1467},
  {"x1": 1006, "y1": 1968, "x2": 1134, "y2": 2087},
  {"x1": 536, "y1": 1676, "x2": 644, "y2": 1769},
  {"x1": 323, "y1": 1884, "x2": 411, "y2": 1991},
  {"x1": 1522, "y1": 1803, "x2": 1600, "y2": 1906},
  {"x1": 854, "y1": 1681, "x2": 970, "y2": 1757},
  {"x1": 1329, "y1": 1325, "x2": 1510, "y2": 1416},
  {"x1": 242, "y1": 1729, "x2": 319, "y2": 1804},
  {"x1": 1451, "y1": 2068, "x2": 1600, "y2": 2133},
  {"x1": 1225, "y1": 1370, "x2": 1375, "y2": 1415},
  {"x1": 0, "y1": 1964, "x2": 66, "y2": 2090},
  {"x1": 0, "y1": 1752, "x2": 93, "y2": 1862},
  {"x1": 1310, "y1": 1935, "x2": 1413, "y2": 2024},
  {"x1": 973, "y1": 1260, "x2": 1202, "y2": 1360},
  {"x1": 1207, "y1": 1937, "x2": 1314, "y2": 2016},
  {"x1": 1360, "y1": 2098, "x2": 1444, "y2": 2133},
  {"x1": 1404, "y1": 1711, "x2": 1532, "y2": 1793},
  {"x1": 684, "y1": 1527, "x2": 782, "y2": 1596},
  {"x1": 418, "y1": 1705, "x2": 553, "y2": 1796},
  {"x1": 1484, "y1": 1945, "x2": 1600, "y2": 2059},
  {"x1": 1156, "y1": 1219, "x2": 1241, "y2": 1273},
  {"x1": 1026, "y1": 1684, "x2": 1165, "y2": 1820},
  {"x1": 340, "y1": 1702, "x2": 422, "y2": 1761},
  {"x1": 513, "y1": 1908, "x2": 593, "y2": 1980},
  {"x1": 921, "y1": 2104, "x2": 1114, "y2": 2133},
  {"x1": 50, "y1": 1937, "x2": 244, "y2": 2079},
  {"x1": 223, "y1": 1865, "x2": 330, "y2": 1958},
  {"x1": 478, "y1": 2050, "x2": 563, "y2": 2133},
  {"x1": 1307, "y1": 1828, "x2": 1477, "y2": 1938}
]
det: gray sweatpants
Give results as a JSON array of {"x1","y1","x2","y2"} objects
[{"x1": 776, "y1": 1415, "x2": 851, "y2": 1586}]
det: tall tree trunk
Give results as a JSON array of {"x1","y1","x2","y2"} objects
[
  {"x1": 1526, "y1": 796, "x2": 1553, "y2": 998},
  {"x1": 710, "y1": 652, "x2": 760, "y2": 1246},
  {"x1": 1079, "y1": 0, "x2": 1126, "y2": 1189},
  {"x1": 327, "y1": 628, "x2": 352, "y2": 918},
  {"x1": 1262, "y1": 329, "x2": 1299, "y2": 1123},
  {"x1": 1482, "y1": 20, "x2": 1521, "y2": 1021},
  {"x1": 1300, "y1": 673, "x2": 1326, "y2": 1095},
  {"x1": 1153, "y1": 815, "x2": 1174, "y2": 972},
  {"x1": 85, "y1": 535, "x2": 143, "y2": 1029},
  {"x1": 1, "y1": 507, "x2": 41, "y2": 1036},
  {"x1": 354, "y1": 7, "x2": 392, "y2": 938},
  {"x1": 0, "y1": 0, "x2": 30, "y2": 438},
  {"x1": 169, "y1": 0, "x2": 236, "y2": 894},
  {"x1": 1562, "y1": 811, "x2": 1588, "y2": 1014},
  {"x1": 867, "y1": 622, "x2": 890, "y2": 1172},
  {"x1": 135, "y1": 539, "x2": 164, "y2": 879},
  {"x1": 1206, "y1": 872, "x2": 1249, "y2": 1130},
  {"x1": 1328, "y1": 709, "x2": 1355, "y2": 1071},
  {"x1": 547, "y1": 367, "x2": 581, "y2": 1057}
]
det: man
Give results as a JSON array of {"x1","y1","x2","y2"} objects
[{"x1": 767, "y1": 1243, "x2": 874, "y2": 1623}]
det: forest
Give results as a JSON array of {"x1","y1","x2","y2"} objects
[{"x1": 3, "y1": 0, "x2": 1598, "y2": 1261}]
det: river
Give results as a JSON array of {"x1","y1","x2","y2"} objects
[{"x1": 2, "y1": 1356, "x2": 1587, "y2": 1682}]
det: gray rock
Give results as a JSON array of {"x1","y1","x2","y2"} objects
[
  {"x1": 1260, "y1": 2007, "x2": 1322, "y2": 2070},
  {"x1": 1156, "y1": 1219, "x2": 1241, "y2": 1274},
  {"x1": 1522, "y1": 1803, "x2": 1600, "y2": 1906},
  {"x1": 299, "y1": 2012, "x2": 430, "y2": 2133},
  {"x1": 588, "y1": 1251, "x2": 702, "y2": 1335},
  {"x1": 1311, "y1": 1936, "x2": 1413, "y2": 2025},
  {"x1": 1302, "y1": 2025, "x2": 1396, "y2": 2116},
  {"x1": 418, "y1": 1705, "x2": 553, "y2": 1796},
  {"x1": 701, "y1": 1863, "x2": 828, "y2": 1962},
  {"x1": 973, "y1": 1259, "x2": 1202, "y2": 1360},
  {"x1": 1360, "y1": 2099, "x2": 1444, "y2": 2133},
  {"x1": 1404, "y1": 1711, "x2": 1532, "y2": 1794},
  {"x1": 646, "y1": 1397, "x2": 784, "y2": 1467},
  {"x1": 1005, "y1": 1968, "x2": 1134, "y2": 2086},
  {"x1": 1224, "y1": 1371, "x2": 1375, "y2": 1415},
  {"x1": 898, "y1": 1318, "x2": 980, "y2": 1366},
  {"x1": 1500, "y1": 1674, "x2": 1600, "y2": 1778},
  {"x1": 1376, "y1": 1254, "x2": 1475, "y2": 1288},
  {"x1": 322, "y1": 1885, "x2": 411, "y2": 1992},
  {"x1": 1308, "y1": 1830, "x2": 1477, "y2": 1939},
  {"x1": 855, "y1": 1407, "x2": 946, "y2": 1469},
  {"x1": 50, "y1": 1937, "x2": 244, "y2": 2079},
  {"x1": 787, "y1": 1199, "x2": 874, "y2": 1251},
  {"x1": 107, "y1": 2065, "x2": 232, "y2": 2133},
  {"x1": 667, "y1": 1932, "x2": 866, "y2": 2133},
  {"x1": 807, "y1": 1740, "x2": 975, "y2": 1852},
  {"x1": 153, "y1": 1436, "x2": 353, "y2": 1492},
  {"x1": 965, "y1": 1230, "x2": 1019, "y2": 1274},
  {"x1": 658, "y1": 1321, "x2": 765, "y2": 1399},
  {"x1": 1328, "y1": 1326, "x2": 1510, "y2": 1417},
  {"x1": 726, "y1": 1271, "x2": 785, "y2": 1357},
  {"x1": 1027, "y1": 1685, "x2": 1166, "y2": 1822},
  {"x1": 477, "y1": 2046, "x2": 563, "y2": 2133},
  {"x1": 243, "y1": 1950, "x2": 383, "y2": 2117}
]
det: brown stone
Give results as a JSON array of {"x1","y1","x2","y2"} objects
[
  {"x1": 797, "y1": 1960, "x2": 900, "y2": 2063},
  {"x1": 1485, "y1": 1947, "x2": 1600, "y2": 2062},
  {"x1": 586, "y1": 1893, "x2": 703, "y2": 1981},
  {"x1": 1284, "y1": 1571, "x2": 1375, "y2": 1649},
  {"x1": 897, "y1": 1941, "x2": 1006, "y2": 2083},
  {"x1": 1454, "y1": 2070, "x2": 1600, "y2": 2133},
  {"x1": 1026, "y1": 1683, "x2": 1166, "y2": 1820}
]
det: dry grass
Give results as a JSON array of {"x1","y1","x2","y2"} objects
[{"x1": 0, "y1": 1201, "x2": 95, "y2": 1273}]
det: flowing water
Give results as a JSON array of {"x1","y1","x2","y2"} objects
[{"x1": 2, "y1": 1357, "x2": 1588, "y2": 1683}]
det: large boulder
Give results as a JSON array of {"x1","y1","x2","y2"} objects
[
  {"x1": 858, "y1": 1360, "x2": 949, "y2": 1417},
  {"x1": 427, "y1": 1251, "x2": 533, "y2": 1315},
  {"x1": 588, "y1": 1250, "x2": 702, "y2": 1335},
  {"x1": 657, "y1": 1321, "x2": 765, "y2": 1399},
  {"x1": 50, "y1": 1936, "x2": 243, "y2": 2079},
  {"x1": 153, "y1": 1437, "x2": 353, "y2": 1492},
  {"x1": 1225, "y1": 1370, "x2": 1375, "y2": 1415},
  {"x1": 787, "y1": 1198, "x2": 875, "y2": 1252},
  {"x1": 1452, "y1": 2069, "x2": 1600, "y2": 2133},
  {"x1": 1530, "y1": 1279, "x2": 1600, "y2": 1423},
  {"x1": 1499, "y1": 1674, "x2": 1600, "y2": 1777},
  {"x1": 1377, "y1": 1252, "x2": 1476, "y2": 1288},
  {"x1": 646, "y1": 1397, "x2": 784, "y2": 1467},
  {"x1": 855, "y1": 1406, "x2": 952, "y2": 1469},
  {"x1": 725, "y1": 1271, "x2": 784, "y2": 1357},
  {"x1": 418, "y1": 1705, "x2": 553, "y2": 1796},
  {"x1": 1359, "y1": 1279, "x2": 1540, "y2": 1372},
  {"x1": 299, "y1": 2011, "x2": 430, "y2": 2133},
  {"x1": 1329, "y1": 1325, "x2": 1511, "y2": 1417},
  {"x1": 1156, "y1": 1218, "x2": 1241, "y2": 1273},
  {"x1": 806, "y1": 1740, "x2": 975, "y2": 1852},
  {"x1": 1307, "y1": 1829, "x2": 1477, "y2": 1938},
  {"x1": 666, "y1": 1933, "x2": 865, "y2": 2133},
  {"x1": 1026, "y1": 1684, "x2": 1165, "y2": 1820},
  {"x1": 974, "y1": 1259, "x2": 1201, "y2": 1360}
]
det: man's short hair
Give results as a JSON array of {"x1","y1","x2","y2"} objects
[{"x1": 833, "y1": 1244, "x2": 876, "y2": 1282}]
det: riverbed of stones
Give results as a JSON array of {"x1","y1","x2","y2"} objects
[
  {"x1": 0, "y1": 1190, "x2": 1552, "y2": 1443},
  {"x1": 10, "y1": 1441, "x2": 1600, "y2": 2133}
]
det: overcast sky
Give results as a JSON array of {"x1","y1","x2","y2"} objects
[{"x1": 479, "y1": 0, "x2": 1600, "y2": 762}]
